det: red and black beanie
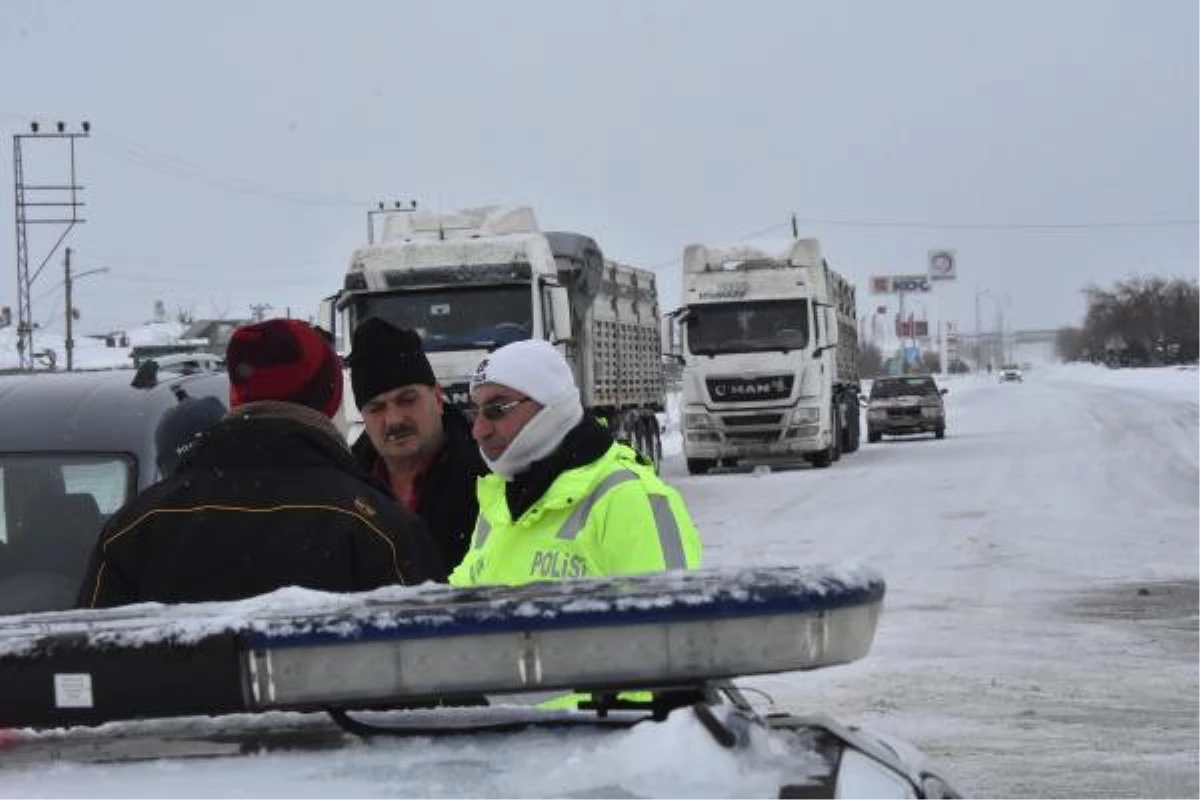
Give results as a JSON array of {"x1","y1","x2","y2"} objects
[{"x1": 225, "y1": 319, "x2": 344, "y2": 418}]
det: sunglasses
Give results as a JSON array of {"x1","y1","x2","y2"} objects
[{"x1": 464, "y1": 397, "x2": 531, "y2": 422}]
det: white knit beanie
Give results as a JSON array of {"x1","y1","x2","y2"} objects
[
  {"x1": 469, "y1": 339, "x2": 578, "y2": 405},
  {"x1": 470, "y1": 340, "x2": 584, "y2": 479}
]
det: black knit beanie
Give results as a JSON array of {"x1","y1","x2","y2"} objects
[
  {"x1": 347, "y1": 317, "x2": 436, "y2": 409},
  {"x1": 155, "y1": 394, "x2": 228, "y2": 476}
]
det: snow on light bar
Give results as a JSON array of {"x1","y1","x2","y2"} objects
[{"x1": 0, "y1": 564, "x2": 883, "y2": 729}]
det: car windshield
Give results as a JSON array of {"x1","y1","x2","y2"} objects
[
  {"x1": 0, "y1": 454, "x2": 132, "y2": 615},
  {"x1": 871, "y1": 377, "x2": 940, "y2": 399},
  {"x1": 351, "y1": 285, "x2": 533, "y2": 352}
]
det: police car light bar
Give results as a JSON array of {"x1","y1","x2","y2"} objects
[{"x1": 0, "y1": 565, "x2": 883, "y2": 729}]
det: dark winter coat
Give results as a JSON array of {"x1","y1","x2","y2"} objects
[
  {"x1": 77, "y1": 401, "x2": 445, "y2": 608},
  {"x1": 352, "y1": 405, "x2": 488, "y2": 573}
]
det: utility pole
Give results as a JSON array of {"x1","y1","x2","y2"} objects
[
  {"x1": 13, "y1": 121, "x2": 89, "y2": 370},
  {"x1": 64, "y1": 247, "x2": 73, "y2": 371},
  {"x1": 63, "y1": 247, "x2": 110, "y2": 371},
  {"x1": 974, "y1": 287, "x2": 982, "y2": 373}
]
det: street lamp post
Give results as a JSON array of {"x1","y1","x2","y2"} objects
[
  {"x1": 63, "y1": 247, "x2": 110, "y2": 371},
  {"x1": 974, "y1": 288, "x2": 1009, "y2": 373}
]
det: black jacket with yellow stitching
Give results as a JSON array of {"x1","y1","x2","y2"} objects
[{"x1": 76, "y1": 405, "x2": 446, "y2": 608}]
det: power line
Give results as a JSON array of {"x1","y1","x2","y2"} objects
[
  {"x1": 644, "y1": 214, "x2": 1197, "y2": 272},
  {"x1": 90, "y1": 131, "x2": 371, "y2": 208},
  {"x1": 646, "y1": 221, "x2": 794, "y2": 271},
  {"x1": 789, "y1": 216, "x2": 1199, "y2": 230},
  {"x1": 71, "y1": 249, "x2": 331, "y2": 277}
]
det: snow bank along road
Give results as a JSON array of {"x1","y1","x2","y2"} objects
[{"x1": 663, "y1": 366, "x2": 1198, "y2": 798}]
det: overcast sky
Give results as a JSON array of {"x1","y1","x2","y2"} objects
[{"x1": 1, "y1": 0, "x2": 1196, "y2": 340}]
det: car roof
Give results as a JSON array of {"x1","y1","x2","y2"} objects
[
  {"x1": 875, "y1": 374, "x2": 936, "y2": 383},
  {"x1": 0, "y1": 369, "x2": 230, "y2": 489}
]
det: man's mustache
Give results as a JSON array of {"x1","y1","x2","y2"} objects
[{"x1": 383, "y1": 425, "x2": 416, "y2": 440}]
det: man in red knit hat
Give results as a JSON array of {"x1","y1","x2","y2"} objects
[{"x1": 77, "y1": 318, "x2": 444, "y2": 608}]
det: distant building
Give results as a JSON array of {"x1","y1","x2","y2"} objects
[
  {"x1": 180, "y1": 319, "x2": 249, "y2": 350},
  {"x1": 129, "y1": 319, "x2": 248, "y2": 368}
]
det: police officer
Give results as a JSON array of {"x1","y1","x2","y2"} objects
[{"x1": 450, "y1": 339, "x2": 701, "y2": 587}]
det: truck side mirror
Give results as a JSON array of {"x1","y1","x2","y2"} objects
[
  {"x1": 548, "y1": 285, "x2": 573, "y2": 343},
  {"x1": 317, "y1": 294, "x2": 342, "y2": 353}
]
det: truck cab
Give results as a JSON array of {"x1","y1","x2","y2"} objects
[
  {"x1": 667, "y1": 240, "x2": 860, "y2": 474},
  {"x1": 322, "y1": 206, "x2": 665, "y2": 463}
]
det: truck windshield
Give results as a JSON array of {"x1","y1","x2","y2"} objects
[
  {"x1": 687, "y1": 300, "x2": 810, "y2": 355},
  {"x1": 354, "y1": 285, "x2": 533, "y2": 352}
]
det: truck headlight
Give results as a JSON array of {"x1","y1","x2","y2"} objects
[
  {"x1": 684, "y1": 413, "x2": 712, "y2": 430},
  {"x1": 791, "y1": 406, "x2": 820, "y2": 424}
]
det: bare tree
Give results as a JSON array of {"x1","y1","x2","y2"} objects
[
  {"x1": 857, "y1": 341, "x2": 884, "y2": 378},
  {"x1": 1076, "y1": 275, "x2": 1198, "y2": 366}
]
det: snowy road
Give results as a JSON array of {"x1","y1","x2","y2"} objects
[
  {"x1": 0, "y1": 365, "x2": 1194, "y2": 798},
  {"x1": 664, "y1": 366, "x2": 1199, "y2": 797}
]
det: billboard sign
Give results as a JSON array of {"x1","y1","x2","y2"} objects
[
  {"x1": 928, "y1": 249, "x2": 957, "y2": 281},
  {"x1": 870, "y1": 274, "x2": 932, "y2": 294},
  {"x1": 896, "y1": 318, "x2": 930, "y2": 338}
]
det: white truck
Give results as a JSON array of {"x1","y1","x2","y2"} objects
[
  {"x1": 665, "y1": 239, "x2": 861, "y2": 474},
  {"x1": 324, "y1": 206, "x2": 666, "y2": 464}
]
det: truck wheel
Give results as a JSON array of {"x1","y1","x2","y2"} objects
[
  {"x1": 637, "y1": 416, "x2": 663, "y2": 472},
  {"x1": 686, "y1": 458, "x2": 714, "y2": 475},
  {"x1": 842, "y1": 396, "x2": 861, "y2": 454},
  {"x1": 935, "y1": 427, "x2": 945, "y2": 440},
  {"x1": 867, "y1": 430, "x2": 881, "y2": 444},
  {"x1": 829, "y1": 404, "x2": 842, "y2": 462},
  {"x1": 806, "y1": 450, "x2": 833, "y2": 469},
  {"x1": 650, "y1": 421, "x2": 663, "y2": 470}
]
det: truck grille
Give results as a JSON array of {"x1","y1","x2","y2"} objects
[
  {"x1": 887, "y1": 407, "x2": 922, "y2": 419},
  {"x1": 723, "y1": 413, "x2": 784, "y2": 427},
  {"x1": 726, "y1": 431, "x2": 781, "y2": 444},
  {"x1": 706, "y1": 375, "x2": 793, "y2": 403}
]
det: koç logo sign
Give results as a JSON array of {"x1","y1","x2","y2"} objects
[{"x1": 870, "y1": 274, "x2": 931, "y2": 294}]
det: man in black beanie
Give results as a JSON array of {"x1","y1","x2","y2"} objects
[{"x1": 347, "y1": 317, "x2": 487, "y2": 574}]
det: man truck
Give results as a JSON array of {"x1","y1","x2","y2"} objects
[
  {"x1": 323, "y1": 206, "x2": 665, "y2": 465},
  {"x1": 665, "y1": 239, "x2": 861, "y2": 474}
]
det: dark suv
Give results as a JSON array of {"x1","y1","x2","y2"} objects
[
  {"x1": 865, "y1": 375, "x2": 948, "y2": 442},
  {"x1": 0, "y1": 367, "x2": 229, "y2": 615}
]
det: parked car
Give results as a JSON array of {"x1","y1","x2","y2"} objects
[
  {"x1": 0, "y1": 366, "x2": 230, "y2": 615},
  {"x1": 999, "y1": 364, "x2": 1023, "y2": 382},
  {"x1": 866, "y1": 375, "x2": 948, "y2": 442}
]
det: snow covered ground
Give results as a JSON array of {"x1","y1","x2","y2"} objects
[
  {"x1": 0, "y1": 362, "x2": 1196, "y2": 797},
  {"x1": 663, "y1": 364, "x2": 1198, "y2": 797},
  {"x1": 0, "y1": 324, "x2": 186, "y2": 372}
]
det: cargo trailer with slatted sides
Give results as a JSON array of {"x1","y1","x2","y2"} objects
[{"x1": 321, "y1": 206, "x2": 666, "y2": 467}]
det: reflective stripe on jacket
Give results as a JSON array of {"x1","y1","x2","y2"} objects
[{"x1": 449, "y1": 442, "x2": 701, "y2": 587}]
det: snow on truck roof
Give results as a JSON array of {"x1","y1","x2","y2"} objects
[
  {"x1": 380, "y1": 205, "x2": 540, "y2": 242},
  {"x1": 683, "y1": 239, "x2": 824, "y2": 273}
]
